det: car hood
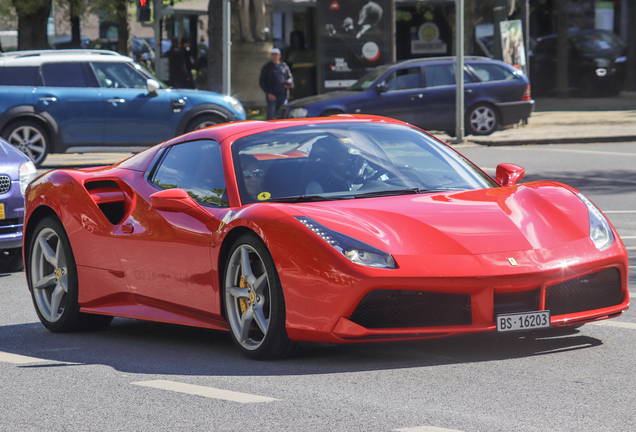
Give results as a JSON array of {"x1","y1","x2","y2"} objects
[
  {"x1": 293, "y1": 182, "x2": 590, "y2": 257},
  {"x1": 289, "y1": 90, "x2": 362, "y2": 107}
]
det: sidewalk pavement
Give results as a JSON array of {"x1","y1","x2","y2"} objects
[{"x1": 437, "y1": 93, "x2": 636, "y2": 146}]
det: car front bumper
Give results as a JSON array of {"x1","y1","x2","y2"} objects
[{"x1": 0, "y1": 179, "x2": 24, "y2": 250}]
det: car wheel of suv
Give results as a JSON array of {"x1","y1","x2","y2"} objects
[
  {"x1": 0, "y1": 248, "x2": 24, "y2": 273},
  {"x1": 466, "y1": 104, "x2": 499, "y2": 136},
  {"x1": 186, "y1": 114, "x2": 223, "y2": 132},
  {"x1": 3, "y1": 120, "x2": 49, "y2": 167}
]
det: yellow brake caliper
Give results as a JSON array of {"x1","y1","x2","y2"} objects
[{"x1": 239, "y1": 275, "x2": 249, "y2": 315}]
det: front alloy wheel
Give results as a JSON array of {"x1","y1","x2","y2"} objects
[{"x1": 224, "y1": 234, "x2": 296, "y2": 359}]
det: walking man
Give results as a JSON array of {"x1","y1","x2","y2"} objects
[{"x1": 259, "y1": 48, "x2": 294, "y2": 120}]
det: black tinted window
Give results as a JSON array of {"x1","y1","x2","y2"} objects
[
  {"x1": 41, "y1": 63, "x2": 88, "y2": 87},
  {"x1": 152, "y1": 140, "x2": 228, "y2": 207},
  {"x1": 0, "y1": 66, "x2": 39, "y2": 86}
]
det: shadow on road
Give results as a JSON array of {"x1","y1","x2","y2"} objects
[
  {"x1": 524, "y1": 169, "x2": 636, "y2": 195},
  {"x1": 0, "y1": 318, "x2": 601, "y2": 376}
]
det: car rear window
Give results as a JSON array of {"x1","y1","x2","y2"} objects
[
  {"x1": 470, "y1": 64, "x2": 515, "y2": 82},
  {"x1": 41, "y1": 62, "x2": 89, "y2": 87},
  {"x1": 0, "y1": 66, "x2": 39, "y2": 86}
]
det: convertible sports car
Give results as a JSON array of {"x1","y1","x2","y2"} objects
[{"x1": 23, "y1": 116, "x2": 629, "y2": 359}]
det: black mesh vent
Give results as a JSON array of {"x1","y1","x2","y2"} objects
[
  {"x1": 494, "y1": 289, "x2": 541, "y2": 317},
  {"x1": 349, "y1": 290, "x2": 472, "y2": 329},
  {"x1": 546, "y1": 268, "x2": 623, "y2": 316}
]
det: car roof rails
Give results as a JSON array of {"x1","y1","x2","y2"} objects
[{"x1": 0, "y1": 49, "x2": 123, "y2": 58}]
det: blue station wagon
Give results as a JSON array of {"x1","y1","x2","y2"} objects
[
  {"x1": 279, "y1": 57, "x2": 533, "y2": 136},
  {"x1": 0, "y1": 50, "x2": 246, "y2": 166}
]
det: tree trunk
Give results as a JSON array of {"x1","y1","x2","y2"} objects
[
  {"x1": 115, "y1": 0, "x2": 130, "y2": 56},
  {"x1": 12, "y1": 0, "x2": 52, "y2": 50},
  {"x1": 207, "y1": 0, "x2": 224, "y2": 93},
  {"x1": 625, "y1": 0, "x2": 636, "y2": 91},
  {"x1": 70, "y1": 0, "x2": 81, "y2": 48},
  {"x1": 556, "y1": 0, "x2": 569, "y2": 98}
]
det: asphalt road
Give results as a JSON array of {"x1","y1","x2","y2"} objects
[{"x1": 2, "y1": 142, "x2": 635, "y2": 432}]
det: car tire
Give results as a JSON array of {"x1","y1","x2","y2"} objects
[
  {"x1": 27, "y1": 216, "x2": 113, "y2": 332},
  {"x1": 223, "y1": 233, "x2": 298, "y2": 360},
  {"x1": 0, "y1": 248, "x2": 24, "y2": 273},
  {"x1": 320, "y1": 109, "x2": 344, "y2": 117},
  {"x1": 465, "y1": 104, "x2": 499, "y2": 136},
  {"x1": 2, "y1": 120, "x2": 50, "y2": 167},
  {"x1": 186, "y1": 114, "x2": 224, "y2": 132}
]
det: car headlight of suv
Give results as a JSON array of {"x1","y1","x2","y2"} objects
[
  {"x1": 224, "y1": 96, "x2": 245, "y2": 117},
  {"x1": 19, "y1": 160, "x2": 37, "y2": 196},
  {"x1": 295, "y1": 217, "x2": 396, "y2": 269},
  {"x1": 288, "y1": 107, "x2": 308, "y2": 118},
  {"x1": 594, "y1": 58, "x2": 611, "y2": 68},
  {"x1": 577, "y1": 193, "x2": 614, "y2": 251}
]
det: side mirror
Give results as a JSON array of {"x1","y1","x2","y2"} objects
[
  {"x1": 496, "y1": 163, "x2": 525, "y2": 187},
  {"x1": 150, "y1": 188, "x2": 198, "y2": 212},
  {"x1": 147, "y1": 79, "x2": 160, "y2": 94},
  {"x1": 375, "y1": 84, "x2": 388, "y2": 94}
]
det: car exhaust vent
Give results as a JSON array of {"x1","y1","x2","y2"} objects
[
  {"x1": 349, "y1": 290, "x2": 472, "y2": 329},
  {"x1": 85, "y1": 180, "x2": 127, "y2": 225},
  {"x1": 494, "y1": 289, "x2": 540, "y2": 318},
  {"x1": 545, "y1": 268, "x2": 623, "y2": 316}
]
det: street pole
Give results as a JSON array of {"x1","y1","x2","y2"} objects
[
  {"x1": 223, "y1": 0, "x2": 231, "y2": 96},
  {"x1": 454, "y1": 0, "x2": 465, "y2": 143},
  {"x1": 153, "y1": 0, "x2": 161, "y2": 77}
]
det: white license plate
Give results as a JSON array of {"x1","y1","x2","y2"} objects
[{"x1": 497, "y1": 311, "x2": 551, "y2": 332}]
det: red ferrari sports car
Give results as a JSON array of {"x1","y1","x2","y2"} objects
[{"x1": 23, "y1": 116, "x2": 629, "y2": 359}]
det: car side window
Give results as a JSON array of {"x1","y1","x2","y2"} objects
[
  {"x1": 423, "y1": 65, "x2": 455, "y2": 87},
  {"x1": 470, "y1": 64, "x2": 515, "y2": 82},
  {"x1": 91, "y1": 62, "x2": 148, "y2": 89},
  {"x1": 0, "y1": 66, "x2": 39, "y2": 86},
  {"x1": 41, "y1": 63, "x2": 89, "y2": 87},
  {"x1": 151, "y1": 140, "x2": 228, "y2": 208},
  {"x1": 381, "y1": 67, "x2": 422, "y2": 91}
]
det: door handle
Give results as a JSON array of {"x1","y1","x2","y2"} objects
[
  {"x1": 410, "y1": 94, "x2": 424, "y2": 100},
  {"x1": 121, "y1": 223, "x2": 134, "y2": 234},
  {"x1": 38, "y1": 97, "x2": 57, "y2": 102},
  {"x1": 464, "y1": 89, "x2": 473, "y2": 93},
  {"x1": 107, "y1": 98, "x2": 126, "y2": 104}
]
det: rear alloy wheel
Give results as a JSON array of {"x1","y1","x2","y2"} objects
[
  {"x1": 186, "y1": 114, "x2": 223, "y2": 132},
  {"x1": 223, "y1": 233, "x2": 296, "y2": 360},
  {"x1": 0, "y1": 248, "x2": 24, "y2": 273},
  {"x1": 29, "y1": 217, "x2": 112, "y2": 332},
  {"x1": 466, "y1": 104, "x2": 499, "y2": 136},
  {"x1": 3, "y1": 120, "x2": 49, "y2": 167}
]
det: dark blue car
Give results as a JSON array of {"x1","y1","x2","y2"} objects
[
  {"x1": 279, "y1": 57, "x2": 533, "y2": 136},
  {"x1": 0, "y1": 50, "x2": 246, "y2": 166},
  {"x1": 0, "y1": 137, "x2": 38, "y2": 272}
]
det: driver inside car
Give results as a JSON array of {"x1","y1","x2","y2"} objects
[{"x1": 304, "y1": 138, "x2": 365, "y2": 195}]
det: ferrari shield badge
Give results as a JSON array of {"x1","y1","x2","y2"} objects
[{"x1": 507, "y1": 257, "x2": 519, "y2": 266}]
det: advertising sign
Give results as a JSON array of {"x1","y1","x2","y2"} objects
[
  {"x1": 499, "y1": 19, "x2": 527, "y2": 75},
  {"x1": 318, "y1": 0, "x2": 394, "y2": 92},
  {"x1": 411, "y1": 22, "x2": 447, "y2": 55}
]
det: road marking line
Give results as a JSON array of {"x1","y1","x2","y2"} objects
[
  {"x1": 605, "y1": 211, "x2": 636, "y2": 214},
  {"x1": 620, "y1": 236, "x2": 636, "y2": 239},
  {"x1": 629, "y1": 292, "x2": 636, "y2": 298},
  {"x1": 527, "y1": 148, "x2": 636, "y2": 157},
  {"x1": 625, "y1": 246, "x2": 636, "y2": 250},
  {"x1": 131, "y1": 380, "x2": 279, "y2": 403},
  {"x1": 0, "y1": 351, "x2": 50, "y2": 365},
  {"x1": 592, "y1": 321, "x2": 636, "y2": 330},
  {"x1": 394, "y1": 427, "x2": 465, "y2": 432}
]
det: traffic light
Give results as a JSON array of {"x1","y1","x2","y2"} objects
[{"x1": 137, "y1": 0, "x2": 151, "y2": 23}]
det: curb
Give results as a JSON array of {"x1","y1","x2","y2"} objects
[{"x1": 469, "y1": 135, "x2": 636, "y2": 146}]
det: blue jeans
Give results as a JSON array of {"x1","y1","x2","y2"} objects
[{"x1": 266, "y1": 94, "x2": 288, "y2": 120}]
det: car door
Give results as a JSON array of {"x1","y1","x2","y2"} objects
[
  {"x1": 113, "y1": 139, "x2": 228, "y2": 315},
  {"x1": 91, "y1": 61, "x2": 175, "y2": 146},
  {"x1": 35, "y1": 62, "x2": 104, "y2": 146},
  {"x1": 349, "y1": 66, "x2": 424, "y2": 124},
  {"x1": 411, "y1": 63, "x2": 479, "y2": 132}
]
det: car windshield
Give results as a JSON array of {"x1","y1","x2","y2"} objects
[
  {"x1": 572, "y1": 31, "x2": 626, "y2": 53},
  {"x1": 232, "y1": 123, "x2": 497, "y2": 204},
  {"x1": 348, "y1": 66, "x2": 388, "y2": 90}
]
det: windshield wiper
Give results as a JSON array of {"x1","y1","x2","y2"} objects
[
  {"x1": 266, "y1": 195, "x2": 345, "y2": 203},
  {"x1": 353, "y1": 188, "x2": 429, "y2": 199}
]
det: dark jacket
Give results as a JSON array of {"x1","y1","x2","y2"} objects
[{"x1": 259, "y1": 61, "x2": 294, "y2": 96}]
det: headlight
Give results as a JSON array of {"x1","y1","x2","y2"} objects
[
  {"x1": 224, "y1": 96, "x2": 245, "y2": 117},
  {"x1": 594, "y1": 58, "x2": 611, "y2": 68},
  {"x1": 288, "y1": 107, "x2": 308, "y2": 118},
  {"x1": 577, "y1": 193, "x2": 614, "y2": 251},
  {"x1": 19, "y1": 160, "x2": 37, "y2": 196},
  {"x1": 295, "y1": 216, "x2": 396, "y2": 269}
]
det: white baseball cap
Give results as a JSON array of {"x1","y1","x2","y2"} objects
[{"x1": 270, "y1": 48, "x2": 281, "y2": 55}]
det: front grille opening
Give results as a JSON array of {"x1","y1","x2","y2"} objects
[
  {"x1": 546, "y1": 268, "x2": 623, "y2": 316},
  {"x1": 98, "y1": 202, "x2": 126, "y2": 225},
  {"x1": 494, "y1": 289, "x2": 541, "y2": 317},
  {"x1": 349, "y1": 289, "x2": 472, "y2": 329}
]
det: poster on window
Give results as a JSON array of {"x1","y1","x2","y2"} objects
[
  {"x1": 318, "y1": 0, "x2": 394, "y2": 92},
  {"x1": 499, "y1": 19, "x2": 527, "y2": 75}
]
